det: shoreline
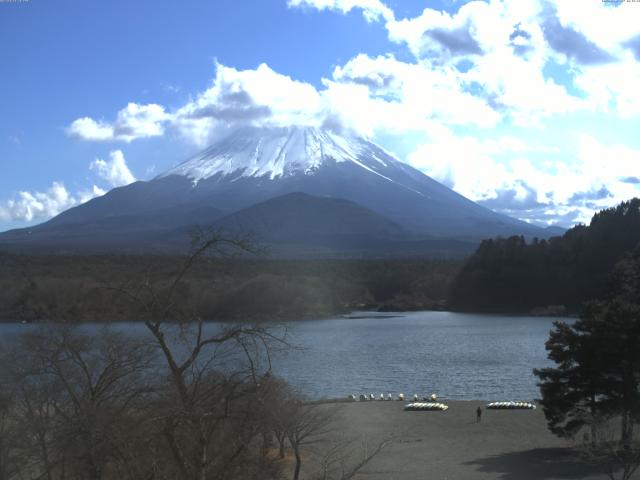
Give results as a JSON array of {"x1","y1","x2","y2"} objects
[
  {"x1": 0, "y1": 308, "x2": 576, "y2": 324},
  {"x1": 306, "y1": 397, "x2": 540, "y2": 405}
]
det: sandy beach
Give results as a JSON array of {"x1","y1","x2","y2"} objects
[{"x1": 310, "y1": 400, "x2": 610, "y2": 480}]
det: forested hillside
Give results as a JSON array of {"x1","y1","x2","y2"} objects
[
  {"x1": 450, "y1": 198, "x2": 640, "y2": 313},
  {"x1": 0, "y1": 255, "x2": 460, "y2": 322}
]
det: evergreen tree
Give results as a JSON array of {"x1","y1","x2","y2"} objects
[
  {"x1": 534, "y1": 313, "x2": 608, "y2": 443},
  {"x1": 534, "y1": 247, "x2": 640, "y2": 445},
  {"x1": 598, "y1": 247, "x2": 640, "y2": 445}
]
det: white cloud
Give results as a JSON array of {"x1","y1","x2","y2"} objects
[
  {"x1": 174, "y1": 62, "x2": 323, "y2": 145},
  {"x1": 309, "y1": 0, "x2": 639, "y2": 123},
  {"x1": 407, "y1": 129, "x2": 640, "y2": 225},
  {"x1": 67, "y1": 117, "x2": 115, "y2": 142},
  {"x1": 541, "y1": 1, "x2": 640, "y2": 121},
  {"x1": 550, "y1": 0, "x2": 640, "y2": 53},
  {"x1": 67, "y1": 103, "x2": 170, "y2": 142},
  {"x1": 0, "y1": 182, "x2": 104, "y2": 223},
  {"x1": 385, "y1": 1, "x2": 585, "y2": 124},
  {"x1": 385, "y1": 0, "x2": 552, "y2": 61},
  {"x1": 72, "y1": 56, "x2": 507, "y2": 147},
  {"x1": 68, "y1": 0, "x2": 640, "y2": 146},
  {"x1": 574, "y1": 56, "x2": 640, "y2": 119},
  {"x1": 287, "y1": 0, "x2": 393, "y2": 22},
  {"x1": 112, "y1": 103, "x2": 168, "y2": 141},
  {"x1": 574, "y1": 134, "x2": 640, "y2": 205},
  {"x1": 467, "y1": 49, "x2": 584, "y2": 125},
  {"x1": 407, "y1": 127, "x2": 529, "y2": 200},
  {"x1": 90, "y1": 150, "x2": 136, "y2": 187},
  {"x1": 69, "y1": 63, "x2": 326, "y2": 148},
  {"x1": 0, "y1": 151, "x2": 133, "y2": 224},
  {"x1": 330, "y1": 54, "x2": 500, "y2": 130},
  {"x1": 386, "y1": 1, "x2": 496, "y2": 59},
  {"x1": 79, "y1": 185, "x2": 107, "y2": 203}
]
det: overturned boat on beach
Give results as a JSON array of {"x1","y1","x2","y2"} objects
[
  {"x1": 486, "y1": 401, "x2": 536, "y2": 410},
  {"x1": 404, "y1": 402, "x2": 449, "y2": 411}
]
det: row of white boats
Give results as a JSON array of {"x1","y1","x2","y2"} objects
[
  {"x1": 348, "y1": 393, "x2": 438, "y2": 402},
  {"x1": 486, "y1": 401, "x2": 536, "y2": 410},
  {"x1": 346, "y1": 394, "x2": 536, "y2": 411},
  {"x1": 404, "y1": 402, "x2": 449, "y2": 411}
]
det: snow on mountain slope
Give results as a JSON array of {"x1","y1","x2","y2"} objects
[
  {"x1": 161, "y1": 126, "x2": 398, "y2": 183},
  {"x1": 157, "y1": 126, "x2": 544, "y2": 238}
]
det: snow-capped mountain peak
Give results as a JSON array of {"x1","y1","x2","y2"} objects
[
  {"x1": 1, "y1": 125, "x2": 550, "y2": 254},
  {"x1": 160, "y1": 126, "x2": 397, "y2": 182}
]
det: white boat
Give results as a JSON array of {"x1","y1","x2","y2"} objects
[
  {"x1": 404, "y1": 402, "x2": 449, "y2": 411},
  {"x1": 486, "y1": 401, "x2": 536, "y2": 410}
]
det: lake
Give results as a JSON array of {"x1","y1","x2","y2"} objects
[
  {"x1": 0, "y1": 311, "x2": 565, "y2": 401},
  {"x1": 270, "y1": 311, "x2": 563, "y2": 401}
]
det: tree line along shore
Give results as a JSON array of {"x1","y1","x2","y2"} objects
[{"x1": 0, "y1": 254, "x2": 459, "y2": 322}]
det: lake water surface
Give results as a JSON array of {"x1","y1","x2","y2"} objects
[
  {"x1": 0, "y1": 311, "x2": 566, "y2": 401},
  {"x1": 271, "y1": 311, "x2": 563, "y2": 401}
]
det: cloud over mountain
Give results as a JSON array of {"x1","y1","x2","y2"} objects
[
  {"x1": 0, "y1": 182, "x2": 104, "y2": 223},
  {"x1": 408, "y1": 129, "x2": 640, "y2": 225},
  {"x1": 90, "y1": 150, "x2": 137, "y2": 187}
]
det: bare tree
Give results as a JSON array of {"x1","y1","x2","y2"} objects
[
  {"x1": 112, "y1": 230, "x2": 288, "y2": 480},
  {"x1": 260, "y1": 376, "x2": 296, "y2": 460},
  {"x1": 313, "y1": 434, "x2": 393, "y2": 480},
  {"x1": 285, "y1": 402, "x2": 341, "y2": 480},
  {"x1": 0, "y1": 230, "x2": 298, "y2": 480},
  {"x1": 1, "y1": 326, "x2": 157, "y2": 480},
  {"x1": 0, "y1": 392, "x2": 20, "y2": 480}
]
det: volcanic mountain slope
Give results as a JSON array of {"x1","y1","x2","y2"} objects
[
  {"x1": 0, "y1": 126, "x2": 548, "y2": 254},
  {"x1": 213, "y1": 192, "x2": 406, "y2": 240},
  {"x1": 197, "y1": 192, "x2": 475, "y2": 256}
]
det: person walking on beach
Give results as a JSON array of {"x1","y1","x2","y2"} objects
[{"x1": 476, "y1": 406, "x2": 482, "y2": 423}]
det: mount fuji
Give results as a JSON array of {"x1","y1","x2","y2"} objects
[{"x1": 0, "y1": 126, "x2": 550, "y2": 255}]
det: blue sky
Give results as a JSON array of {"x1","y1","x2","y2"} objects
[{"x1": 1, "y1": 0, "x2": 639, "y2": 231}]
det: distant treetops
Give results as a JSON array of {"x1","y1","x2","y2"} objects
[{"x1": 450, "y1": 198, "x2": 640, "y2": 314}]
